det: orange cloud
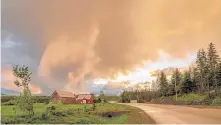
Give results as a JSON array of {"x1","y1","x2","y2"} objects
[{"x1": 1, "y1": 69, "x2": 41, "y2": 94}]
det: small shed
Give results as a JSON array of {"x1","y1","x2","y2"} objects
[
  {"x1": 51, "y1": 90, "x2": 76, "y2": 104},
  {"x1": 76, "y1": 94, "x2": 93, "y2": 104}
]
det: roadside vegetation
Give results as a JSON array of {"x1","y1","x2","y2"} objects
[
  {"x1": 120, "y1": 42, "x2": 221, "y2": 106},
  {"x1": 1, "y1": 65, "x2": 154, "y2": 124},
  {"x1": 1, "y1": 101, "x2": 154, "y2": 124}
]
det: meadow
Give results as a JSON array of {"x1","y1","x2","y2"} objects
[{"x1": 1, "y1": 103, "x2": 155, "y2": 124}]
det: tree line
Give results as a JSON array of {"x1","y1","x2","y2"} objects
[
  {"x1": 157, "y1": 42, "x2": 221, "y2": 98},
  {"x1": 120, "y1": 42, "x2": 221, "y2": 103}
]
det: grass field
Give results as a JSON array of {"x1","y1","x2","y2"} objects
[{"x1": 1, "y1": 103, "x2": 155, "y2": 124}]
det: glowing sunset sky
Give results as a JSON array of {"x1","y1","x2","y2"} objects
[{"x1": 1, "y1": 0, "x2": 221, "y2": 95}]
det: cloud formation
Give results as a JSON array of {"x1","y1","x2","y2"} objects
[
  {"x1": 1, "y1": 68, "x2": 41, "y2": 94},
  {"x1": 2, "y1": 0, "x2": 221, "y2": 94}
]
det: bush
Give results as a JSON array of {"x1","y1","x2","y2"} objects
[
  {"x1": 41, "y1": 112, "x2": 48, "y2": 120},
  {"x1": 1, "y1": 96, "x2": 17, "y2": 103},
  {"x1": 91, "y1": 103, "x2": 96, "y2": 110},
  {"x1": 2, "y1": 100, "x2": 17, "y2": 105},
  {"x1": 175, "y1": 93, "x2": 206, "y2": 104},
  {"x1": 31, "y1": 96, "x2": 50, "y2": 103},
  {"x1": 51, "y1": 106, "x2": 56, "y2": 110},
  {"x1": 211, "y1": 97, "x2": 221, "y2": 106},
  {"x1": 51, "y1": 111, "x2": 66, "y2": 116},
  {"x1": 44, "y1": 100, "x2": 50, "y2": 104},
  {"x1": 1, "y1": 116, "x2": 32, "y2": 124}
]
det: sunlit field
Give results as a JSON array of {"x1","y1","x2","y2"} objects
[{"x1": 1, "y1": 103, "x2": 155, "y2": 124}]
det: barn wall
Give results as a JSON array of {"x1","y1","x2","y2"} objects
[
  {"x1": 51, "y1": 92, "x2": 76, "y2": 104},
  {"x1": 60, "y1": 97, "x2": 76, "y2": 104},
  {"x1": 51, "y1": 93, "x2": 60, "y2": 103},
  {"x1": 76, "y1": 98, "x2": 93, "y2": 104}
]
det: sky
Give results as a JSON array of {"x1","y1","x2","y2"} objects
[{"x1": 1, "y1": 0, "x2": 221, "y2": 95}]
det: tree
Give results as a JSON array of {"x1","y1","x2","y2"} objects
[
  {"x1": 207, "y1": 42, "x2": 220, "y2": 89},
  {"x1": 143, "y1": 82, "x2": 150, "y2": 91},
  {"x1": 13, "y1": 65, "x2": 34, "y2": 116},
  {"x1": 134, "y1": 84, "x2": 141, "y2": 101},
  {"x1": 180, "y1": 70, "x2": 195, "y2": 94},
  {"x1": 191, "y1": 66, "x2": 199, "y2": 93},
  {"x1": 158, "y1": 71, "x2": 168, "y2": 96},
  {"x1": 216, "y1": 63, "x2": 221, "y2": 87},
  {"x1": 170, "y1": 68, "x2": 182, "y2": 100},
  {"x1": 196, "y1": 49, "x2": 208, "y2": 92},
  {"x1": 151, "y1": 80, "x2": 157, "y2": 91},
  {"x1": 120, "y1": 90, "x2": 130, "y2": 103},
  {"x1": 99, "y1": 91, "x2": 106, "y2": 103}
]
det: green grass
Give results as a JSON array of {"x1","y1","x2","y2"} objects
[
  {"x1": 105, "y1": 96, "x2": 121, "y2": 102},
  {"x1": 66, "y1": 113, "x2": 128, "y2": 124},
  {"x1": 1, "y1": 103, "x2": 91, "y2": 117},
  {"x1": 173, "y1": 93, "x2": 206, "y2": 103},
  {"x1": 1, "y1": 103, "x2": 154, "y2": 124}
]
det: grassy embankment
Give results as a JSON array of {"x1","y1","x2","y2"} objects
[
  {"x1": 149, "y1": 93, "x2": 221, "y2": 106},
  {"x1": 1, "y1": 103, "x2": 155, "y2": 124}
]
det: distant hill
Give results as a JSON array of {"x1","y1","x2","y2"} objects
[{"x1": 1, "y1": 88, "x2": 20, "y2": 95}]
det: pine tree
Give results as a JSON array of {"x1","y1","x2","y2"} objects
[
  {"x1": 191, "y1": 66, "x2": 199, "y2": 93},
  {"x1": 180, "y1": 70, "x2": 195, "y2": 94},
  {"x1": 207, "y1": 42, "x2": 220, "y2": 89},
  {"x1": 158, "y1": 71, "x2": 168, "y2": 96},
  {"x1": 170, "y1": 68, "x2": 182, "y2": 99},
  {"x1": 196, "y1": 49, "x2": 208, "y2": 92},
  {"x1": 216, "y1": 63, "x2": 221, "y2": 87}
]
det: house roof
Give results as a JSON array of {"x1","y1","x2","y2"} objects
[
  {"x1": 53, "y1": 90, "x2": 75, "y2": 98},
  {"x1": 77, "y1": 94, "x2": 92, "y2": 99}
]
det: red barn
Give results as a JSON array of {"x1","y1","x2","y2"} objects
[
  {"x1": 76, "y1": 94, "x2": 93, "y2": 104},
  {"x1": 51, "y1": 90, "x2": 76, "y2": 104}
]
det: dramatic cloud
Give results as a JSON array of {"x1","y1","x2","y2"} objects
[
  {"x1": 1, "y1": 68, "x2": 41, "y2": 94},
  {"x1": 2, "y1": 0, "x2": 221, "y2": 94}
]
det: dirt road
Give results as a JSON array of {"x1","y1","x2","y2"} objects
[{"x1": 121, "y1": 103, "x2": 221, "y2": 124}]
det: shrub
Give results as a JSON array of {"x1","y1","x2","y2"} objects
[
  {"x1": 31, "y1": 96, "x2": 50, "y2": 103},
  {"x1": 92, "y1": 103, "x2": 96, "y2": 110},
  {"x1": 1, "y1": 96, "x2": 17, "y2": 103},
  {"x1": 44, "y1": 100, "x2": 50, "y2": 105},
  {"x1": 1, "y1": 116, "x2": 31, "y2": 124},
  {"x1": 211, "y1": 97, "x2": 221, "y2": 106},
  {"x1": 51, "y1": 111, "x2": 66, "y2": 116},
  {"x1": 51, "y1": 105, "x2": 56, "y2": 110},
  {"x1": 41, "y1": 112, "x2": 48, "y2": 120},
  {"x1": 66, "y1": 110, "x2": 74, "y2": 115},
  {"x1": 83, "y1": 106, "x2": 90, "y2": 112},
  {"x1": 175, "y1": 93, "x2": 206, "y2": 104},
  {"x1": 2, "y1": 100, "x2": 17, "y2": 105}
]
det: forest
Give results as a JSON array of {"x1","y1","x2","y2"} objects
[{"x1": 121, "y1": 42, "x2": 221, "y2": 105}]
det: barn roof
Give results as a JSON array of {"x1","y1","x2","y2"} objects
[
  {"x1": 77, "y1": 94, "x2": 92, "y2": 99},
  {"x1": 53, "y1": 90, "x2": 75, "y2": 98}
]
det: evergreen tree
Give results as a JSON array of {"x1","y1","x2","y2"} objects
[
  {"x1": 216, "y1": 63, "x2": 221, "y2": 87},
  {"x1": 170, "y1": 68, "x2": 182, "y2": 98},
  {"x1": 196, "y1": 49, "x2": 208, "y2": 92},
  {"x1": 158, "y1": 71, "x2": 168, "y2": 96},
  {"x1": 191, "y1": 66, "x2": 199, "y2": 93},
  {"x1": 180, "y1": 70, "x2": 195, "y2": 94},
  {"x1": 207, "y1": 42, "x2": 220, "y2": 89}
]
